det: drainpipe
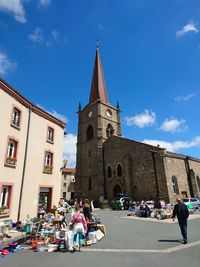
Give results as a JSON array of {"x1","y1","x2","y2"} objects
[{"x1": 17, "y1": 107, "x2": 31, "y2": 221}]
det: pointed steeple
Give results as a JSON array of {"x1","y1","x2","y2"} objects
[{"x1": 89, "y1": 44, "x2": 108, "y2": 105}]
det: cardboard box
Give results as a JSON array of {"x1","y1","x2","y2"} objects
[
  {"x1": 97, "y1": 224, "x2": 106, "y2": 235},
  {"x1": 96, "y1": 229, "x2": 104, "y2": 241}
]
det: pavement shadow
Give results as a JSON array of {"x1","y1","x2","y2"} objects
[{"x1": 158, "y1": 239, "x2": 183, "y2": 244}]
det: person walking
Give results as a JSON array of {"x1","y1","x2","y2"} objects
[
  {"x1": 71, "y1": 205, "x2": 87, "y2": 251},
  {"x1": 172, "y1": 198, "x2": 189, "y2": 244}
]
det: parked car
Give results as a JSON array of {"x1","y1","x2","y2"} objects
[
  {"x1": 111, "y1": 197, "x2": 133, "y2": 210},
  {"x1": 182, "y1": 198, "x2": 200, "y2": 209}
]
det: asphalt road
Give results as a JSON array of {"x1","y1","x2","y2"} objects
[{"x1": 1, "y1": 210, "x2": 200, "y2": 267}]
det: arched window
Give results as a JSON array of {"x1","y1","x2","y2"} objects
[
  {"x1": 87, "y1": 125, "x2": 94, "y2": 140},
  {"x1": 107, "y1": 166, "x2": 112, "y2": 178},
  {"x1": 117, "y1": 164, "x2": 122, "y2": 177},
  {"x1": 106, "y1": 124, "x2": 114, "y2": 138},
  {"x1": 197, "y1": 176, "x2": 200, "y2": 192},
  {"x1": 172, "y1": 176, "x2": 179, "y2": 194}
]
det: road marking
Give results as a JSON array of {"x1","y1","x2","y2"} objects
[
  {"x1": 20, "y1": 240, "x2": 200, "y2": 254},
  {"x1": 165, "y1": 240, "x2": 200, "y2": 253},
  {"x1": 81, "y1": 240, "x2": 200, "y2": 253},
  {"x1": 82, "y1": 248, "x2": 163, "y2": 253}
]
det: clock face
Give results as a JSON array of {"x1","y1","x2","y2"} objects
[
  {"x1": 105, "y1": 109, "x2": 112, "y2": 118},
  {"x1": 88, "y1": 110, "x2": 93, "y2": 118}
]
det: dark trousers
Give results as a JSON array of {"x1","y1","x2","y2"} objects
[{"x1": 178, "y1": 219, "x2": 187, "y2": 241}]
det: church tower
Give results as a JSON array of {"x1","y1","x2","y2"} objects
[{"x1": 75, "y1": 46, "x2": 121, "y2": 201}]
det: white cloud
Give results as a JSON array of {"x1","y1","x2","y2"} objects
[
  {"x1": 63, "y1": 133, "x2": 77, "y2": 167},
  {"x1": 48, "y1": 110, "x2": 67, "y2": 123},
  {"x1": 124, "y1": 110, "x2": 156, "y2": 128},
  {"x1": 0, "y1": 0, "x2": 26, "y2": 23},
  {"x1": 176, "y1": 23, "x2": 198, "y2": 38},
  {"x1": 28, "y1": 28, "x2": 66, "y2": 47},
  {"x1": 36, "y1": 104, "x2": 67, "y2": 123},
  {"x1": 51, "y1": 30, "x2": 60, "y2": 43},
  {"x1": 0, "y1": 50, "x2": 17, "y2": 75},
  {"x1": 143, "y1": 136, "x2": 200, "y2": 153},
  {"x1": 28, "y1": 28, "x2": 44, "y2": 44},
  {"x1": 39, "y1": 0, "x2": 51, "y2": 7},
  {"x1": 175, "y1": 93, "x2": 197, "y2": 102},
  {"x1": 160, "y1": 118, "x2": 187, "y2": 133}
]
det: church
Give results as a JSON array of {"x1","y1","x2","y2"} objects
[{"x1": 75, "y1": 47, "x2": 200, "y2": 205}]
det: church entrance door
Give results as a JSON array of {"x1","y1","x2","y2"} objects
[{"x1": 113, "y1": 184, "x2": 122, "y2": 198}]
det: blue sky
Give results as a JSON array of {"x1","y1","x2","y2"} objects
[{"x1": 0, "y1": 0, "x2": 200, "y2": 167}]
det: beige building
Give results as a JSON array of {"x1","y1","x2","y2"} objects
[
  {"x1": 61, "y1": 168, "x2": 75, "y2": 200},
  {"x1": 0, "y1": 79, "x2": 66, "y2": 221},
  {"x1": 75, "y1": 48, "x2": 200, "y2": 205}
]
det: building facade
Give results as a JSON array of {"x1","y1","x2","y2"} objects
[
  {"x1": 61, "y1": 168, "x2": 75, "y2": 200},
  {"x1": 0, "y1": 79, "x2": 66, "y2": 221},
  {"x1": 75, "y1": 48, "x2": 200, "y2": 204}
]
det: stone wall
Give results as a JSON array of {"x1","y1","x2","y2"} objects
[
  {"x1": 103, "y1": 135, "x2": 169, "y2": 202},
  {"x1": 164, "y1": 155, "x2": 190, "y2": 204},
  {"x1": 188, "y1": 158, "x2": 200, "y2": 198}
]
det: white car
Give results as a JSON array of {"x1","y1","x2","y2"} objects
[{"x1": 182, "y1": 198, "x2": 200, "y2": 209}]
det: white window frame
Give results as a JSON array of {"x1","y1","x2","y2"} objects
[
  {"x1": 0, "y1": 186, "x2": 9, "y2": 207},
  {"x1": 44, "y1": 152, "x2": 53, "y2": 167},
  {"x1": 12, "y1": 108, "x2": 20, "y2": 127},
  {"x1": 7, "y1": 140, "x2": 16, "y2": 158},
  {"x1": 47, "y1": 127, "x2": 54, "y2": 142}
]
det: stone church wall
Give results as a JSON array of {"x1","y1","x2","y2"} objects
[
  {"x1": 103, "y1": 135, "x2": 169, "y2": 202},
  {"x1": 163, "y1": 156, "x2": 190, "y2": 204},
  {"x1": 188, "y1": 158, "x2": 200, "y2": 198}
]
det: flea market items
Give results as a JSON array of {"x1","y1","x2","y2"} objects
[{"x1": 29, "y1": 211, "x2": 105, "y2": 253}]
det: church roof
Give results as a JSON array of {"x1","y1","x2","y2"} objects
[{"x1": 89, "y1": 48, "x2": 108, "y2": 105}]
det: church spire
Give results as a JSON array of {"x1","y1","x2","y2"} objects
[{"x1": 89, "y1": 44, "x2": 108, "y2": 105}]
